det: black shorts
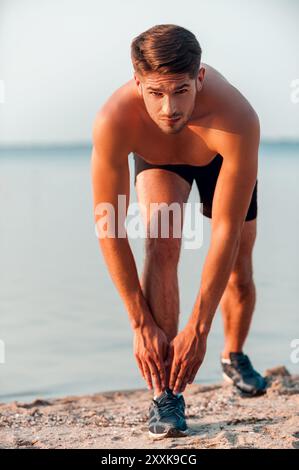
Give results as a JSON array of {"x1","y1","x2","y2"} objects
[{"x1": 133, "y1": 152, "x2": 257, "y2": 221}]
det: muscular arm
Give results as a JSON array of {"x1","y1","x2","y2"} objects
[
  {"x1": 188, "y1": 111, "x2": 260, "y2": 335},
  {"x1": 91, "y1": 112, "x2": 153, "y2": 330}
]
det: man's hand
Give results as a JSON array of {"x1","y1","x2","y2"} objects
[
  {"x1": 133, "y1": 320, "x2": 169, "y2": 395},
  {"x1": 168, "y1": 324, "x2": 207, "y2": 394}
]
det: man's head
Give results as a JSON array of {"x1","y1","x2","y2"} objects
[{"x1": 131, "y1": 24, "x2": 204, "y2": 135}]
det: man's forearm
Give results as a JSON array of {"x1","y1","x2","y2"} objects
[
  {"x1": 189, "y1": 229, "x2": 241, "y2": 335},
  {"x1": 98, "y1": 236, "x2": 153, "y2": 330}
]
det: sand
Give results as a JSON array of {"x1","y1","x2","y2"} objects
[{"x1": 0, "y1": 366, "x2": 298, "y2": 449}]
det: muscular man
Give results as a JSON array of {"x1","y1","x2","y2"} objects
[{"x1": 91, "y1": 24, "x2": 267, "y2": 439}]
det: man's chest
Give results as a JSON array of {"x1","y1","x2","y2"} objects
[{"x1": 131, "y1": 122, "x2": 223, "y2": 166}]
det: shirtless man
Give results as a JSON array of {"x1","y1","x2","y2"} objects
[{"x1": 91, "y1": 24, "x2": 267, "y2": 439}]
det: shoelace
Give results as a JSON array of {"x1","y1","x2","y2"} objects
[{"x1": 155, "y1": 394, "x2": 184, "y2": 419}]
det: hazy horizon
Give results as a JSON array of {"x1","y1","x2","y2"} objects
[{"x1": 0, "y1": 139, "x2": 299, "y2": 151}]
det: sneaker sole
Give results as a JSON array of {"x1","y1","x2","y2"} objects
[
  {"x1": 148, "y1": 427, "x2": 189, "y2": 440},
  {"x1": 222, "y1": 372, "x2": 267, "y2": 397},
  {"x1": 222, "y1": 372, "x2": 234, "y2": 384}
]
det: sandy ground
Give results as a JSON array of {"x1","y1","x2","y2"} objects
[{"x1": 0, "y1": 366, "x2": 298, "y2": 449}]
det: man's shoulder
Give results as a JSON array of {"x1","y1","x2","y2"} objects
[
  {"x1": 92, "y1": 84, "x2": 136, "y2": 162},
  {"x1": 215, "y1": 96, "x2": 259, "y2": 140},
  {"x1": 92, "y1": 79, "x2": 138, "y2": 151},
  {"x1": 202, "y1": 65, "x2": 260, "y2": 155},
  {"x1": 205, "y1": 64, "x2": 259, "y2": 133}
]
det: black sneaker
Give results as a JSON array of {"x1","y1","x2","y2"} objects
[
  {"x1": 221, "y1": 352, "x2": 267, "y2": 397},
  {"x1": 148, "y1": 388, "x2": 189, "y2": 439}
]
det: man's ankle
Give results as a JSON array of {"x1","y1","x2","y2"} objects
[
  {"x1": 153, "y1": 389, "x2": 182, "y2": 400},
  {"x1": 221, "y1": 351, "x2": 230, "y2": 361},
  {"x1": 222, "y1": 350, "x2": 243, "y2": 360}
]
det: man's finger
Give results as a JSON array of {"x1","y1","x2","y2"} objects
[
  {"x1": 169, "y1": 360, "x2": 180, "y2": 391},
  {"x1": 180, "y1": 376, "x2": 190, "y2": 393},
  {"x1": 143, "y1": 361, "x2": 153, "y2": 390},
  {"x1": 135, "y1": 356, "x2": 145, "y2": 381},
  {"x1": 173, "y1": 366, "x2": 189, "y2": 394},
  {"x1": 147, "y1": 358, "x2": 162, "y2": 394}
]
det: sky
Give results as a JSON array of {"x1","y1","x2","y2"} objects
[{"x1": 0, "y1": 0, "x2": 298, "y2": 145}]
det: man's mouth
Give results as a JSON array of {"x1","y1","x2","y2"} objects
[{"x1": 162, "y1": 117, "x2": 181, "y2": 124}]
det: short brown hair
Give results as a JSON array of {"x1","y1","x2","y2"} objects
[{"x1": 131, "y1": 24, "x2": 202, "y2": 79}]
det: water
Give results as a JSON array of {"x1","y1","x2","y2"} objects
[{"x1": 0, "y1": 142, "x2": 298, "y2": 403}]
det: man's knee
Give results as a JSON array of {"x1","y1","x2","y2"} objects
[
  {"x1": 227, "y1": 262, "x2": 254, "y2": 297},
  {"x1": 144, "y1": 235, "x2": 182, "y2": 265},
  {"x1": 227, "y1": 273, "x2": 254, "y2": 294},
  {"x1": 227, "y1": 257, "x2": 255, "y2": 294}
]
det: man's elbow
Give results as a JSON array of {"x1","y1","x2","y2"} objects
[{"x1": 248, "y1": 109, "x2": 261, "y2": 147}]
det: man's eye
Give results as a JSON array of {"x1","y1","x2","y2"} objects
[{"x1": 149, "y1": 90, "x2": 187, "y2": 96}]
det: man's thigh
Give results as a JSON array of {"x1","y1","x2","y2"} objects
[{"x1": 135, "y1": 169, "x2": 192, "y2": 236}]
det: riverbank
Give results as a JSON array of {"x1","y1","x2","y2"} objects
[{"x1": 0, "y1": 366, "x2": 298, "y2": 449}]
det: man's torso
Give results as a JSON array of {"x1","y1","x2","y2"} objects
[{"x1": 99, "y1": 63, "x2": 257, "y2": 166}]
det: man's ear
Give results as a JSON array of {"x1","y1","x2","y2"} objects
[
  {"x1": 134, "y1": 73, "x2": 143, "y2": 97},
  {"x1": 196, "y1": 66, "x2": 205, "y2": 92}
]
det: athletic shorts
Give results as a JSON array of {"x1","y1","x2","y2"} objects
[{"x1": 133, "y1": 152, "x2": 257, "y2": 221}]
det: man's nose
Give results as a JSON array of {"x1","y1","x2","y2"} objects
[{"x1": 161, "y1": 96, "x2": 176, "y2": 116}]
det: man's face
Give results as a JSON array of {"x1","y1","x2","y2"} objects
[{"x1": 134, "y1": 68, "x2": 205, "y2": 135}]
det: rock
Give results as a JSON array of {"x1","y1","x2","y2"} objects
[
  {"x1": 264, "y1": 366, "x2": 291, "y2": 377},
  {"x1": 18, "y1": 399, "x2": 52, "y2": 409}
]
